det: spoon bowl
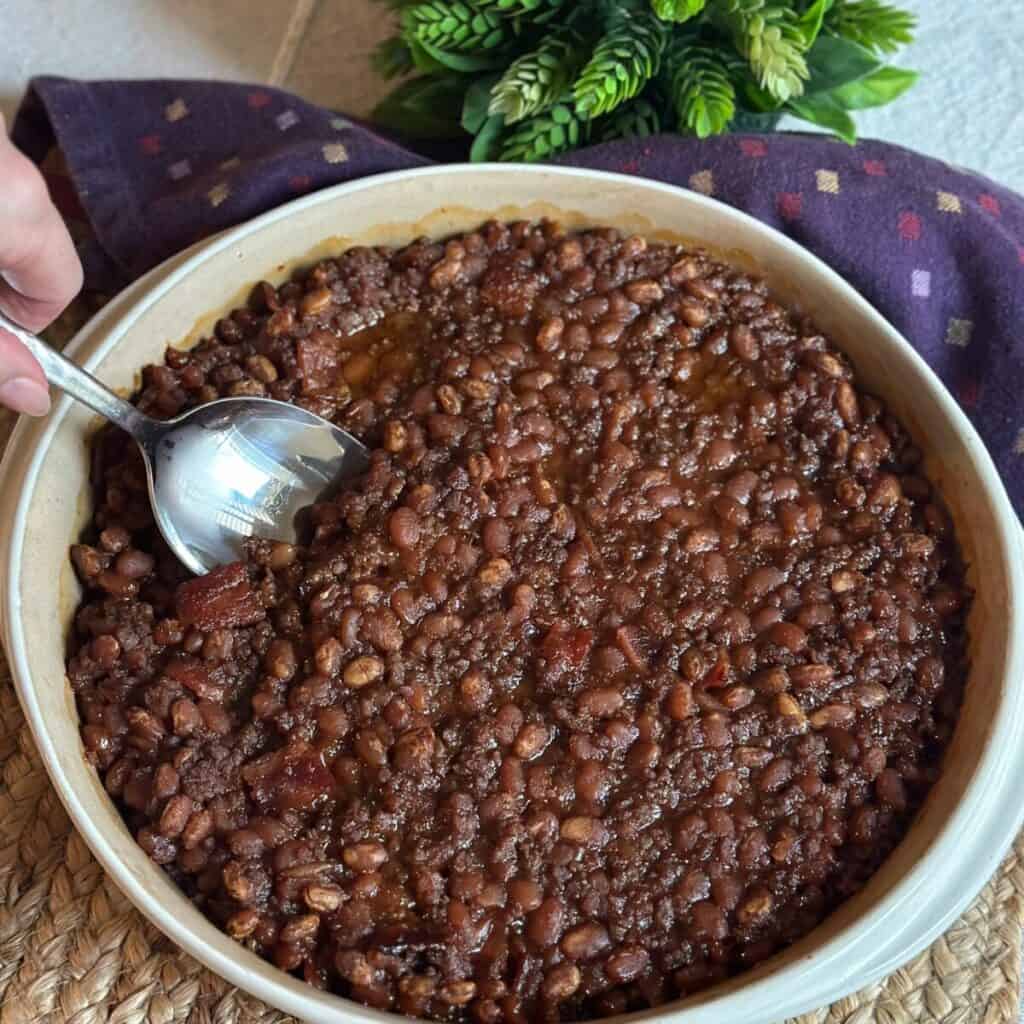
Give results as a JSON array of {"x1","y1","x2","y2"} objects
[
  {"x1": 145, "y1": 397, "x2": 369, "y2": 574},
  {"x1": 1, "y1": 310, "x2": 369, "y2": 574}
]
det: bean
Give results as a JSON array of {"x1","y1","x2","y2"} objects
[
  {"x1": 850, "y1": 806, "x2": 878, "y2": 844},
  {"x1": 344, "y1": 656, "x2": 384, "y2": 689},
  {"x1": 560, "y1": 816, "x2": 603, "y2": 845},
  {"x1": 389, "y1": 507, "x2": 421, "y2": 549},
  {"x1": 706, "y1": 439, "x2": 737, "y2": 470},
  {"x1": 71, "y1": 544, "x2": 106, "y2": 578},
  {"x1": 767, "y1": 621, "x2": 808, "y2": 653},
  {"x1": 157, "y1": 794, "x2": 192, "y2": 837},
  {"x1": 362, "y1": 609, "x2": 403, "y2": 652},
  {"x1": 561, "y1": 922, "x2": 611, "y2": 960},
  {"x1": 775, "y1": 694, "x2": 807, "y2": 727},
  {"x1": 509, "y1": 878, "x2": 543, "y2": 913},
  {"x1": 605, "y1": 947, "x2": 649, "y2": 983},
  {"x1": 685, "y1": 278, "x2": 719, "y2": 303},
  {"x1": 807, "y1": 351, "x2": 845, "y2": 378},
  {"x1": 789, "y1": 664, "x2": 834, "y2": 689},
  {"x1": 752, "y1": 667, "x2": 789, "y2": 695},
  {"x1": 115, "y1": 549, "x2": 155, "y2": 579},
  {"x1": 535, "y1": 317, "x2": 564, "y2": 351},
  {"x1": 98, "y1": 526, "x2": 130, "y2": 553},
  {"x1": 663, "y1": 679, "x2": 696, "y2": 720},
  {"x1": 809, "y1": 703, "x2": 856, "y2": 729},
  {"x1": 222, "y1": 860, "x2": 254, "y2": 903},
  {"x1": 737, "y1": 888, "x2": 774, "y2": 926},
  {"x1": 836, "y1": 381, "x2": 860, "y2": 425},
  {"x1": 796, "y1": 602, "x2": 833, "y2": 629},
  {"x1": 845, "y1": 682, "x2": 889, "y2": 709},
  {"x1": 669, "y1": 256, "x2": 700, "y2": 282},
  {"x1": 393, "y1": 726, "x2": 436, "y2": 771},
  {"x1": 685, "y1": 526, "x2": 720, "y2": 553},
  {"x1": 730, "y1": 324, "x2": 760, "y2": 361},
  {"x1": 439, "y1": 981, "x2": 476, "y2": 1006},
  {"x1": 343, "y1": 842, "x2": 388, "y2": 873},
  {"x1": 513, "y1": 723, "x2": 551, "y2": 761},
  {"x1": 758, "y1": 758, "x2": 792, "y2": 793},
  {"x1": 226, "y1": 908, "x2": 260, "y2": 939},
  {"x1": 831, "y1": 569, "x2": 862, "y2": 593},
  {"x1": 479, "y1": 558, "x2": 513, "y2": 587},
  {"x1": 722, "y1": 686, "x2": 754, "y2": 711},
  {"x1": 354, "y1": 729, "x2": 388, "y2": 767},
  {"x1": 624, "y1": 279, "x2": 663, "y2": 304},
  {"x1": 314, "y1": 637, "x2": 343, "y2": 677},
  {"x1": 525, "y1": 898, "x2": 568, "y2": 954},
  {"x1": 300, "y1": 287, "x2": 333, "y2": 318},
  {"x1": 745, "y1": 566, "x2": 786, "y2": 598},
  {"x1": 280, "y1": 914, "x2": 320, "y2": 943},
  {"x1": 690, "y1": 900, "x2": 727, "y2": 940},
  {"x1": 876, "y1": 768, "x2": 908, "y2": 811},
  {"x1": 153, "y1": 763, "x2": 180, "y2": 799},
  {"x1": 542, "y1": 964, "x2": 581, "y2": 1001},
  {"x1": 578, "y1": 687, "x2": 624, "y2": 718}
]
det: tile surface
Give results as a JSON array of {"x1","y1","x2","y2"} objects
[
  {"x1": 0, "y1": 0, "x2": 300, "y2": 124},
  {"x1": 283, "y1": 0, "x2": 396, "y2": 118}
]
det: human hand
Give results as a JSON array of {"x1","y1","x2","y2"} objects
[{"x1": 0, "y1": 115, "x2": 83, "y2": 416}]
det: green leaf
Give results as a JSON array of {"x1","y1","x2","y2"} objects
[
  {"x1": 573, "y1": 12, "x2": 669, "y2": 119},
  {"x1": 667, "y1": 43, "x2": 736, "y2": 138},
  {"x1": 416, "y1": 34, "x2": 509, "y2": 71},
  {"x1": 488, "y1": 30, "x2": 585, "y2": 123},
  {"x1": 805, "y1": 34, "x2": 881, "y2": 92},
  {"x1": 500, "y1": 98, "x2": 590, "y2": 161},
  {"x1": 473, "y1": 0, "x2": 568, "y2": 20},
  {"x1": 830, "y1": 64, "x2": 917, "y2": 108},
  {"x1": 793, "y1": 0, "x2": 834, "y2": 48},
  {"x1": 596, "y1": 97, "x2": 662, "y2": 141},
  {"x1": 714, "y1": 2, "x2": 810, "y2": 103},
  {"x1": 402, "y1": 1, "x2": 510, "y2": 68},
  {"x1": 470, "y1": 113, "x2": 506, "y2": 160},
  {"x1": 407, "y1": 36, "x2": 447, "y2": 73},
  {"x1": 787, "y1": 94, "x2": 857, "y2": 143},
  {"x1": 650, "y1": 0, "x2": 707, "y2": 23},
  {"x1": 372, "y1": 76, "x2": 467, "y2": 139},
  {"x1": 826, "y1": 0, "x2": 916, "y2": 54},
  {"x1": 372, "y1": 36, "x2": 414, "y2": 79},
  {"x1": 463, "y1": 74, "x2": 501, "y2": 131},
  {"x1": 736, "y1": 70, "x2": 784, "y2": 112}
]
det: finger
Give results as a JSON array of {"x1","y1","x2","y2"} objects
[
  {"x1": 0, "y1": 328, "x2": 50, "y2": 416},
  {"x1": 0, "y1": 132, "x2": 83, "y2": 332},
  {"x1": 0, "y1": 206, "x2": 84, "y2": 330}
]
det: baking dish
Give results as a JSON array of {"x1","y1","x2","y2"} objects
[{"x1": 1, "y1": 164, "x2": 1021, "y2": 1023}]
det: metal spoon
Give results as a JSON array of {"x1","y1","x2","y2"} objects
[{"x1": 2, "y1": 311, "x2": 370, "y2": 575}]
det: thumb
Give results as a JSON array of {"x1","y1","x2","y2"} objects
[{"x1": 0, "y1": 326, "x2": 51, "y2": 416}]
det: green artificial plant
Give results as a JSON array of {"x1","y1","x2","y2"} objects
[{"x1": 371, "y1": 0, "x2": 918, "y2": 159}]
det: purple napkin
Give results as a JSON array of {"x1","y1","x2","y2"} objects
[{"x1": 12, "y1": 75, "x2": 1024, "y2": 515}]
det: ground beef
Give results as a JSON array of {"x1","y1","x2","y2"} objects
[{"x1": 67, "y1": 220, "x2": 970, "y2": 1022}]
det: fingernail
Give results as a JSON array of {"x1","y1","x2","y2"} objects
[{"x1": 0, "y1": 377, "x2": 51, "y2": 417}]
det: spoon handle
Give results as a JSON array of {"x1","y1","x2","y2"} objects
[{"x1": 0, "y1": 311, "x2": 156, "y2": 442}]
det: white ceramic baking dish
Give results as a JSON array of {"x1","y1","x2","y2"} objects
[{"x1": 1, "y1": 165, "x2": 1021, "y2": 1024}]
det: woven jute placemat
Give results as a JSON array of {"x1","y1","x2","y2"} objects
[{"x1": 1, "y1": 389, "x2": 1021, "y2": 1022}]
